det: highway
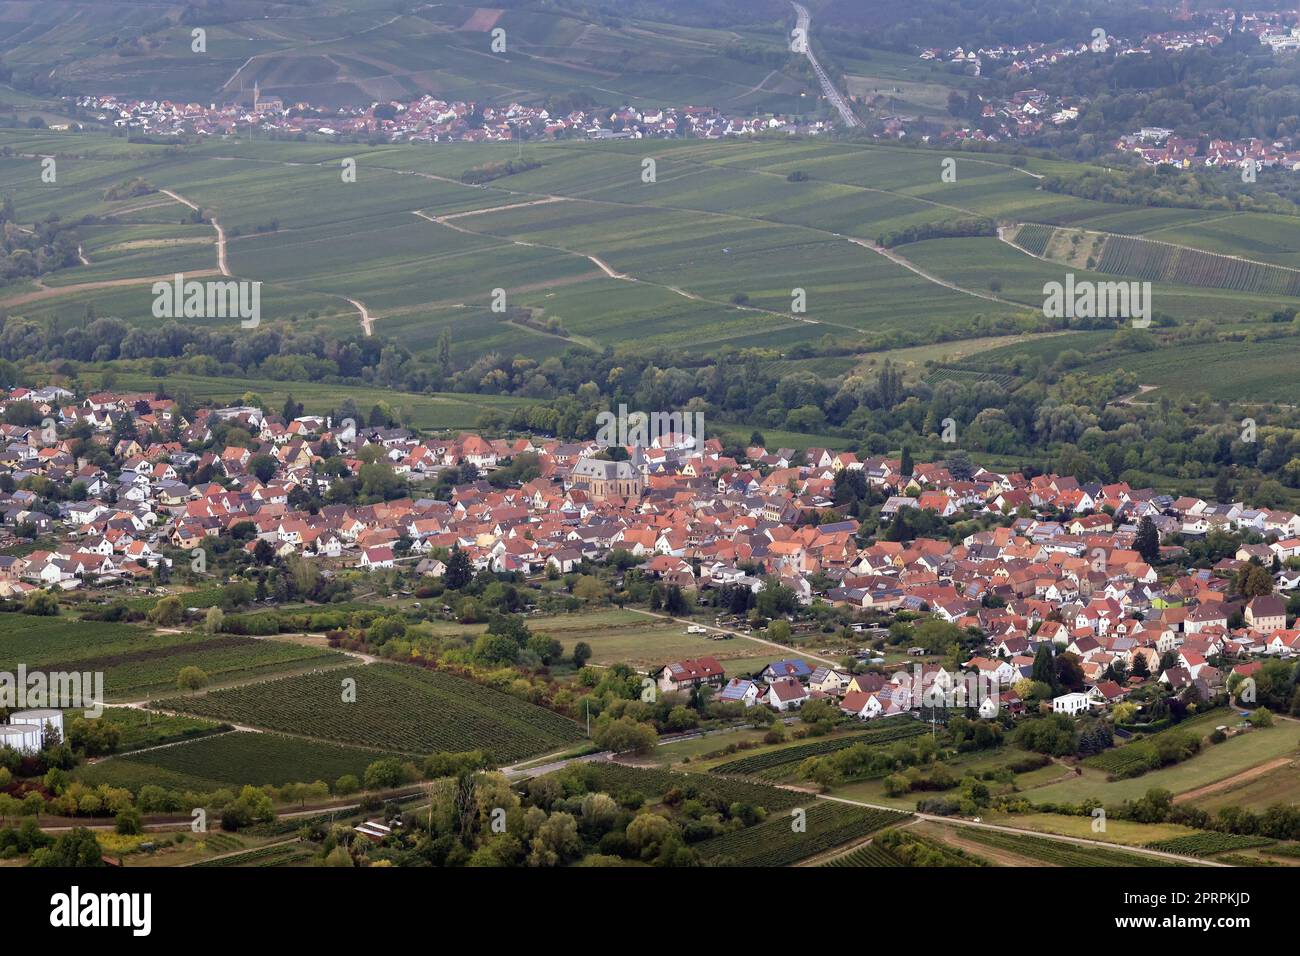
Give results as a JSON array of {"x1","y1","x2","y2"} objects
[{"x1": 791, "y1": 2, "x2": 860, "y2": 128}]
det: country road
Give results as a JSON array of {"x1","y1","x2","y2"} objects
[
  {"x1": 161, "y1": 188, "x2": 229, "y2": 276},
  {"x1": 791, "y1": 2, "x2": 859, "y2": 128}
]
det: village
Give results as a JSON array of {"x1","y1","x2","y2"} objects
[
  {"x1": 71, "y1": 89, "x2": 833, "y2": 144},
  {"x1": 0, "y1": 383, "x2": 1294, "y2": 732}
]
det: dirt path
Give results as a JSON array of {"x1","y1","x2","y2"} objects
[
  {"x1": 345, "y1": 296, "x2": 374, "y2": 335},
  {"x1": 0, "y1": 270, "x2": 221, "y2": 307},
  {"x1": 1174, "y1": 755, "x2": 1295, "y2": 805},
  {"x1": 625, "y1": 608, "x2": 841, "y2": 666},
  {"x1": 160, "y1": 188, "x2": 229, "y2": 276},
  {"x1": 848, "y1": 236, "x2": 1023, "y2": 308}
]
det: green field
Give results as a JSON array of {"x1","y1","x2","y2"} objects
[
  {"x1": 694, "y1": 801, "x2": 908, "y2": 865},
  {"x1": 1025, "y1": 722, "x2": 1300, "y2": 806},
  {"x1": 154, "y1": 663, "x2": 585, "y2": 763},
  {"x1": 0, "y1": 613, "x2": 344, "y2": 701},
  {"x1": 6, "y1": 126, "x2": 1300, "y2": 385},
  {"x1": 75, "y1": 731, "x2": 403, "y2": 793}
]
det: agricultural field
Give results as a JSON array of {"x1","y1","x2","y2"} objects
[
  {"x1": 565, "y1": 762, "x2": 804, "y2": 812},
  {"x1": 693, "y1": 802, "x2": 909, "y2": 866},
  {"x1": 955, "y1": 827, "x2": 1193, "y2": 867},
  {"x1": 154, "y1": 664, "x2": 585, "y2": 763},
  {"x1": 1025, "y1": 720, "x2": 1300, "y2": 807},
  {"x1": 1085, "y1": 339, "x2": 1300, "y2": 405},
  {"x1": 708, "y1": 717, "x2": 927, "y2": 780},
  {"x1": 441, "y1": 608, "x2": 782, "y2": 675},
  {"x1": 191, "y1": 841, "x2": 317, "y2": 868},
  {"x1": 0, "y1": 613, "x2": 346, "y2": 700},
  {"x1": 819, "y1": 839, "x2": 904, "y2": 866},
  {"x1": 1187, "y1": 758, "x2": 1300, "y2": 813},
  {"x1": 94, "y1": 708, "x2": 225, "y2": 752},
  {"x1": 75, "y1": 731, "x2": 403, "y2": 793},
  {"x1": 8, "y1": 128, "x2": 1300, "y2": 380},
  {"x1": 1146, "y1": 833, "x2": 1277, "y2": 858}
]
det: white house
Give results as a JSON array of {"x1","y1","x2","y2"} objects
[{"x1": 1051, "y1": 692, "x2": 1091, "y2": 716}]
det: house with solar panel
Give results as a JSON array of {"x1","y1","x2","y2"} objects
[
  {"x1": 759, "y1": 659, "x2": 812, "y2": 684},
  {"x1": 718, "y1": 678, "x2": 759, "y2": 707}
]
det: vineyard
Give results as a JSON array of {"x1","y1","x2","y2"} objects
[
  {"x1": 819, "y1": 840, "x2": 903, "y2": 867},
  {"x1": 1008, "y1": 222, "x2": 1300, "y2": 297},
  {"x1": 0, "y1": 614, "x2": 344, "y2": 700},
  {"x1": 563, "y1": 762, "x2": 803, "y2": 811},
  {"x1": 1146, "y1": 833, "x2": 1276, "y2": 857},
  {"x1": 1012, "y1": 223, "x2": 1056, "y2": 257},
  {"x1": 154, "y1": 664, "x2": 584, "y2": 762},
  {"x1": 821, "y1": 829, "x2": 984, "y2": 866},
  {"x1": 710, "y1": 720, "x2": 927, "y2": 779},
  {"x1": 694, "y1": 803, "x2": 909, "y2": 866},
  {"x1": 192, "y1": 841, "x2": 315, "y2": 867},
  {"x1": 960, "y1": 828, "x2": 1191, "y2": 866},
  {"x1": 1096, "y1": 233, "x2": 1300, "y2": 296},
  {"x1": 77, "y1": 732, "x2": 405, "y2": 793},
  {"x1": 924, "y1": 367, "x2": 1020, "y2": 391}
]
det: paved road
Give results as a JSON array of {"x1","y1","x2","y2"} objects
[{"x1": 791, "y1": 2, "x2": 859, "y2": 128}]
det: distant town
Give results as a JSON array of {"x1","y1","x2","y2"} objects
[{"x1": 73, "y1": 89, "x2": 834, "y2": 144}]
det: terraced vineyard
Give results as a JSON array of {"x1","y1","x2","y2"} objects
[
  {"x1": 960, "y1": 828, "x2": 1192, "y2": 866},
  {"x1": 1147, "y1": 833, "x2": 1276, "y2": 857},
  {"x1": 694, "y1": 803, "x2": 909, "y2": 866},
  {"x1": 710, "y1": 719, "x2": 927, "y2": 779},
  {"x1": 154, "y1": 665, "x2": 583, "y2": 762}
]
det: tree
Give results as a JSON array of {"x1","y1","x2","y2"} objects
[
  {"x1": 445, "y1": 545, "x2": 472, "y2": 590},
  {"x1": 1031, "y1": 643, "x2": 1058, "y2": 694},
  {"x1": 177, "y1": 665, "x2": 208, "y2": 693},
  {"x1": 1134, "y1": 516, "x2": 1160, "y2": 565},
  {"x1": 1131, "y1": 651, "x2": 1151, "y2": 680},
  {"x1": 31, "y1": 828, "x2": 104, "y2": 867},
  {"x1": 572, "y1": 641, "x2": 592, "y2": 668},
  {"x1": 148, "y1": 595, "x2": 183, "y2": 626},
  {"x1": 1237, "y1": 562, "x2": 1274, "y2": 599},
  {"x1": 21, "y1": 590, "x2": 59, "y2": 616},
  {"x1": 592, "y1": 716, "x2": 657, "y2": 753},
  {"x1": 247, "y1": 453, "x2": 278, "y2": 483},
  {"x1": 203, "y1": 606, "x2": 224, "y2": 635},
  {"x1": 900, "y1": 445, "x2": 914, "y2": 478}
]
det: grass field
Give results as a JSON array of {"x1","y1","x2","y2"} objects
[
  {"x1": 1025, "y1": 722, "x2": 1300, "y2": 806},
  {"x1": 475, "y1": 608, "x2": 782, "y2": 674},
  {"x1": 154, "y1": 663, "x2": 584, "y2": 763}
]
